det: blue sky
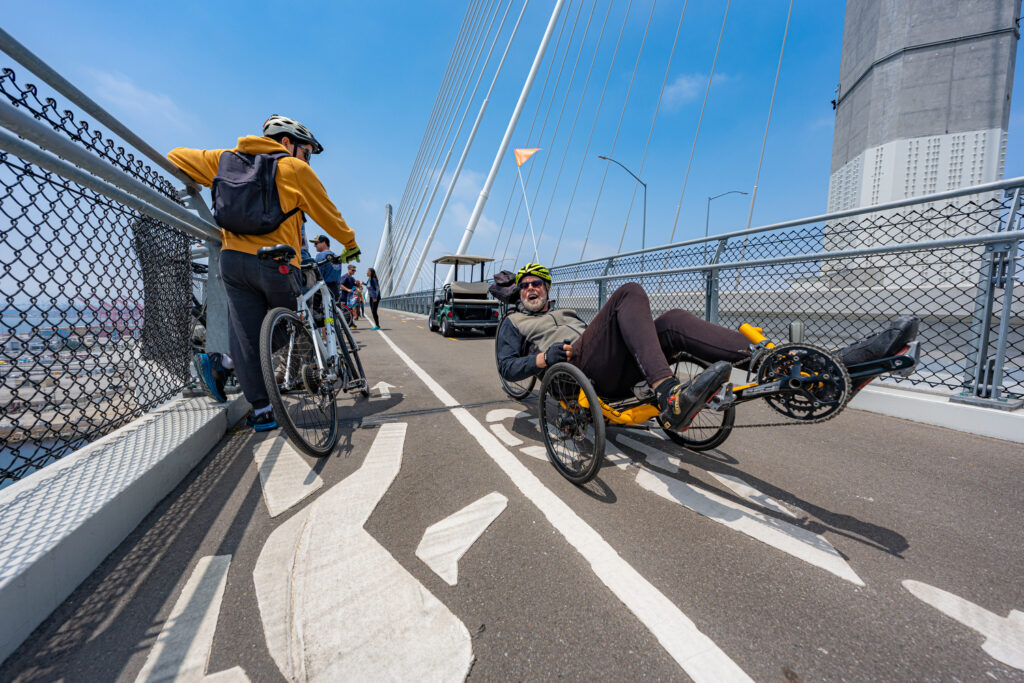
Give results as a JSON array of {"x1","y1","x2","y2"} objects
[{"x1": 6, "y1": 1, "x2": 1024, "y2": 292}]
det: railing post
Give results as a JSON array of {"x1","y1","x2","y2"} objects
[
  {"x1": 704, "y1": 238, "x2": 729, "y2": 324},
  {"x1": 597, "y1": 258, "x2": 613, "y2": 309},
  {"x1": 185, "y1": 194, "x2": 229, "y2": 356}
]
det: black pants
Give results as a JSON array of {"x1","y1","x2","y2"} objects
[
  {"x1": 220, "y1": 250, "x2": 301, "y2": 410},
  {"x1": 325, "y1": 280, "x2": 341, "y2": 303},
  {"x1": 571, "y1": 282, "x2": 749, "y2": 399},
  {"x1": 370, "y1": 298, "x2": 380, "y2": 326}
]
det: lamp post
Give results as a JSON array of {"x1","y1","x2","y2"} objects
[
  {"x1": 599, "y1": 155, "x2": 646, "y2": 270},
  {"x1": 705, "y1": 189, "x2": 748, "y2": 239}
]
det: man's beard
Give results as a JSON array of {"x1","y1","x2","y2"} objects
[{"x1": 521, "y1": 292, "x2": 548, "y2": 313}]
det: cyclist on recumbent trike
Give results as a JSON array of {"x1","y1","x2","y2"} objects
[{"x1": 495, "y1": 262, "x2": 921, "y2": 484}]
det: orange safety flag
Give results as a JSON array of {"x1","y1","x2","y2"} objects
[{"x1": 514, "y1": 148, "x2": 542, "y2": 167}]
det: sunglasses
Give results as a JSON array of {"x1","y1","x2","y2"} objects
[
  {"x1": 519, "y1": 279, "x2": 546, "y2": 291},
  {"x1": 296, "y1": 144, "x2": 312, "y2": 161}
]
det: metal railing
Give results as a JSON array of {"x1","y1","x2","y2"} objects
[
  {"x1": 383, "y1": 178, "x2": 1024, "y2": 408},
  {"x1": 0, "y1": 31, "x2": 223, "y2": 487}
]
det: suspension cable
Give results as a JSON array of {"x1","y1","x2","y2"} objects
[{"x1": 667, "y1": 0, "x2": 731, "y2": 243}]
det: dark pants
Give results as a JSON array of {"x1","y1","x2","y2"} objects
[
  {"x1": 325, "y1": 280, "x2": 341, "y2": 303},
  {"x1": 570, "y1": 282, "x2": 749, "y2": 399},
  {"x1": 370, "y1": 298, "x2": 380, "y2": 326},
  {"x1": 220, "y1": 250, "x2": 300, "y2": 410}
]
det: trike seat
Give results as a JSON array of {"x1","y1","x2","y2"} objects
[{"x1": 836, "y1": 315, "x2": 919, "y2": 366}]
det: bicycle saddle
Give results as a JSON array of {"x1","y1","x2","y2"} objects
[{"x1": 257, "y1": 244, "x2": 296, "y2": 261}]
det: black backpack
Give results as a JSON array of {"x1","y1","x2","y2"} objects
[
  {"x1": 489, "y1": 269, "x2": 520, "y2": 304},
  {"x1": 211, "y1": 151, "x2": 300, "y2": 235}
]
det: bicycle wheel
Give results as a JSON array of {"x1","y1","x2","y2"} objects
[
  {"x1": 659, "y1": 354, "x2": 734, "y2": 451},
  {"x1": 333, "y1": 313, "x2": 369, "y2": 397},
  {"x1": 539, "y1": 362, "x2": 604, "y2": 485},
  {"x1": 260, "y1": 307, "x2": 339, "y2": 457},
  {"x1": 495, "y1": 316, "x2": 536, "y2": 400}
]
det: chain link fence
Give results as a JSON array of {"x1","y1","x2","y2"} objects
[
  {"x1": 383, "y1": 187, "x2": 1023, "y2": 402},
  {"x1": 1, "y1": 63, "x2": 195, "y2": 487}
]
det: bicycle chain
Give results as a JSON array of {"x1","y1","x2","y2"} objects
[{"x1": 718, "y1": 346, "x2": 853, "y2": 430}]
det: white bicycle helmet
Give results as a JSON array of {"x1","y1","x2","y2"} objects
[{"x1": 262, "y1": 114, "x2": 324, "y2": 154}]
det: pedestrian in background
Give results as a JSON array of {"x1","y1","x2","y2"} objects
[
  {"x1": 366, "y1": 267, "x2": 381, "y2": 330},
  {"x1": 310, "y1": 235, "x2": 341, "y2": 302}
]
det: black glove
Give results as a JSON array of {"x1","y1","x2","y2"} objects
[{"x1": 544, "y1": 340, "x2": 572, "y2": 367}]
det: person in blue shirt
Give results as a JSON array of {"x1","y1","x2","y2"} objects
[
  {"x1": 310, "y1": 235, "x2": 341, "y2": 302},
  {"x1": 339, "y1": 263, "x2": 359, "y2": 329}
]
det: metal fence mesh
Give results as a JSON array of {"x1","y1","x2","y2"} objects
[
  {"x1": 384, "y1": 192, "x2": 1023, "y2": 400},
  {"x1": 1, "y1": 64, "x2": 193, "y2": 487}
]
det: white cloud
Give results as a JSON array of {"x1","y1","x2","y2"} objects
[
  {"x1": 86, "y1": 69, "x2": 196, "y2": 132},
  {"x1": 663, "y1": 73, "x2": 731, "y2": 112}
]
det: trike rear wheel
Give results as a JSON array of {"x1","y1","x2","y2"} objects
[
  {"x1": 539, "y1": 362, "x2": 605, "y2": 484},
  {"x1": 660, "y1": 355, "x2": 734, "y2": 451}
]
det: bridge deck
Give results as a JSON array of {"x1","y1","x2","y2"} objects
[{"x1": 3, "y1": 309, "x2": 1022, "y2": 681}]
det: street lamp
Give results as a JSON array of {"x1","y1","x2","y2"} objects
[
  {"x1": 705, "y1": 190, "x2": 748, "y2": 239},
  {"x1": 599, "y1": 155, "x2": 646, "y2": 268}
]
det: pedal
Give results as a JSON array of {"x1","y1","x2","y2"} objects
[{"x1": 707, "y1": 383, "x2": 735, "y2": 411}]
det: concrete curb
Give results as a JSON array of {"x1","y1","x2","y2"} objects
[
  {"x1": 380, "y1": 307, "x2": 427, "y2": 320},
  {"x1": 0, "y1": 394, "x2": 250, "y2": 664}
]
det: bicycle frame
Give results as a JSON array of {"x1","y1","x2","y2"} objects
[{"x1": 286, "y1": 276, "x2": 344, "y2": 385}]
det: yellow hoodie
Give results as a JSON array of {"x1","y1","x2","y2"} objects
[{"x1": 167, "y1": 136, "x2": 356, "y2": 266}]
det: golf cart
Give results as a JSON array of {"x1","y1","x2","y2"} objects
[{"x1": 428, "y1": 255, "x2": 501, "y2": 337}]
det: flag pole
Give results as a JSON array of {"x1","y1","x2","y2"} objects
[{"x1": 516, "y1": 162, "x2": 539, "y2": 262}]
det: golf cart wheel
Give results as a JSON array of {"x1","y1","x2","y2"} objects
[
  {"x1": 539, "y1": 362, "x2": 605, "y2": 485},
  {"x1": 659, "y1": 354, "x2": 734, "y2": 451},
  {"x1": 440, "y1": 316, "x2": 454, "y2": 337}
]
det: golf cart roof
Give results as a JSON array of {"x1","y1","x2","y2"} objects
[{"x1": 432, "y1": 254, "x2": 493, "y2": 266}]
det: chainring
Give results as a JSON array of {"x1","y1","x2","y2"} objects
[{"x1": 755, "y1": 343, "x2": 851, "y2": 422}]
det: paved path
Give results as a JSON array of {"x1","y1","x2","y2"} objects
[{"x1": 3, "y1": 310, "x2": 1023, "y2": 681}]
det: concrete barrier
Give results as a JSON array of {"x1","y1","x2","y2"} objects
[{"x1": 0, "y1": 394, "x2": 249, "y2": 663}]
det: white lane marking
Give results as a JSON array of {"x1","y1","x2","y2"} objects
[
  {"x1": 603, "y1": 439, "x2": 636, "y2": 471},
  {"x1": 629, "y1": 462, "x2": 863, "y2": 586},
  {"x1": 490, "y1": 423, "x2": 524, "y2": 447},
  {"x1": 135, "y1": 555, "x2": 249, "y2": 682},
  {"x1": 485, "y1": 408, "x2": 528, "y2": 423},
  {"x1": 252, "y1": 434, "x2": 323, "y2": 518},
  {"x1": 709, "y1": 472, "x2": 798, "y2": 519},
  {"x1": 253, "y1": 423, "x2": 472, "y2": 681},
  {"x1": 616, "y1": 434, "x2": 680, "y2": 473},
  {"x1": 633, "y1": 428, "x2": 668, "y2": 440},
  {"x1": 416, "y1": 492, "x2": 509, "y2": 585},
  {"x1": 903, "y1": 580, "x2": 1024, "y2": 671},
  {"x1": 521, "y1": 445, "x2": 547, "y2": 461},
  {"x1": 372, "y1": 381, "x2": 395, "y2": 398},
  {"x1": 376, "y1": 330, "x2": 752, "y2": 681}
]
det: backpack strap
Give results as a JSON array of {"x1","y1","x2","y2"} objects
[{"x1": 268, "y1": 151, "x2": 302, "y2": 225}]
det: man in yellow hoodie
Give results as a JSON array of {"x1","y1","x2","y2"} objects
[{"x1": 168, "y1": 115, "x2": 358, "y2": 431}]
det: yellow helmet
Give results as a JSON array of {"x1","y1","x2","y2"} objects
[{"x1": 515, "y1": 262, "x2": 552, "y2": 285}]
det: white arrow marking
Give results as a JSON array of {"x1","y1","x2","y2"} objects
[
  {"x1": 616, "y1": 434, "x2": 680, "y2": 473},
  {"x1": 521, "y1": 445, "x2": 547, "y2": 461},
  {"x1": 485, "y1": 408, "x2": 528, "y2": 423},
  {"x1": 252, "y1": 434, "x2": 323, "y2": 517},
  {"x1": 377, "y1": 330, "x2": 752, "y2": 681},
  {"x1": 903, "y1": 580, "x2": 1024, "y2": 671},
  {"x1": 490, "y1": 423, "x2": 523, "y2": 447},
  {"x1": 416, "y1": 492, "x2": 508, "y2": 585},
  {"x1": 709, "y1": 472, "x2": 798, "y2": 519},
  {"x1": 135, "y1": 555, "x2": 249, "y2": 682},
  {"x1": 253, "y1": 423, "x2": 472, "y2": 681},
  {"x1": 372, "y1": 381, "x2": 396, "y2": 398}
]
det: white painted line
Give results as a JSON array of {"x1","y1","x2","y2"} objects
[
  {"x1": 253, "y1": 423, "x2": 472, "y2": 681},
  {"x1": 709, "y1": 472, "x2": 798, "y2": 519},
  {"x1": 616, "y1": 434, "x2": 680, "y2": 473},
  {"x1": 376, "y1": 330, "x2": 752, "y2": 681},
  {"x1": 251, "y1": 434, "x2": 323, "y2": 518},
  {"x1": 490, "y1": 423, "x2": 524, "y2": 447},
  {"x1": 632, "y1": 463, "x2": 863, "y2": 586},
  {"x1": 903, "y1": 580, "x2": 1024, "y2": 671},
  {"x1": 372, "y1": 381, "x2": 395, "y2": 399},
  {"x1": 520, "y1": 446, "x2": 548, "y2": 461},
  {"x1": 416, "y1": 492, "x2": 509, "y2": 585},
  {"x1": 135, "y1": 555, "x2": 248, "y2": 682},
  {"x1": 485, "y1": 408, "x2": 528, "y2": 423},
  {"x1": 603, "y1": 439, "x2": 636, "y2": 471}
]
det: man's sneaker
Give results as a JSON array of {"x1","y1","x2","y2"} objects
[
  {"x1": 836, "y1": 316, "x2": 919, "y2": 366},
  {"x1": 247, "y1": 410, "x2": 278, "y2": 432},
  {"x1": 371, "y1": 326, "x2": 381, "y2": 330},
  {"x1": 193, "y1": 352, "x2": 228, "y2": 402},
  {"x1": 660, "y1": 360, "x2": 732, "y2": 431}
]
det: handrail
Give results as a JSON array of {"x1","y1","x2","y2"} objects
[{"x1": 0, "y1": 27, "x2": 204, "y2": 195}]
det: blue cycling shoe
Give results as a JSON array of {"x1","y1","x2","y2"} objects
[
  {"x1": 193, "y1": 352, "x2": 228, "y2": 402},
  {"x1": 247, "y1": 410, "x2": 279, "y2": 432}
]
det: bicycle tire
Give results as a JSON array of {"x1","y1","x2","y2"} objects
[
  {"x1": 495, "y1": 316, "x2": 536, "y2": 400},
  {"x1": 260, "y1": 307, "x2": 339, "y2": 457},
  {"x1": 333, "y1": 311, "x2": 369, "y2": 397},
  {"x1": 539, "y1": 362, "x2": 605, "y2": 485},
  {"x1": 659, "y1": 355, "x2": 734, "y2": 451}
]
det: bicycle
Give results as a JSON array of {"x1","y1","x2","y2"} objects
[
  {"x1": 537, "y1": 316, "x2": 921, "y2": 484},
  {"x1": 256, "y1": 244, "x2": 369, "y2": 457}
]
